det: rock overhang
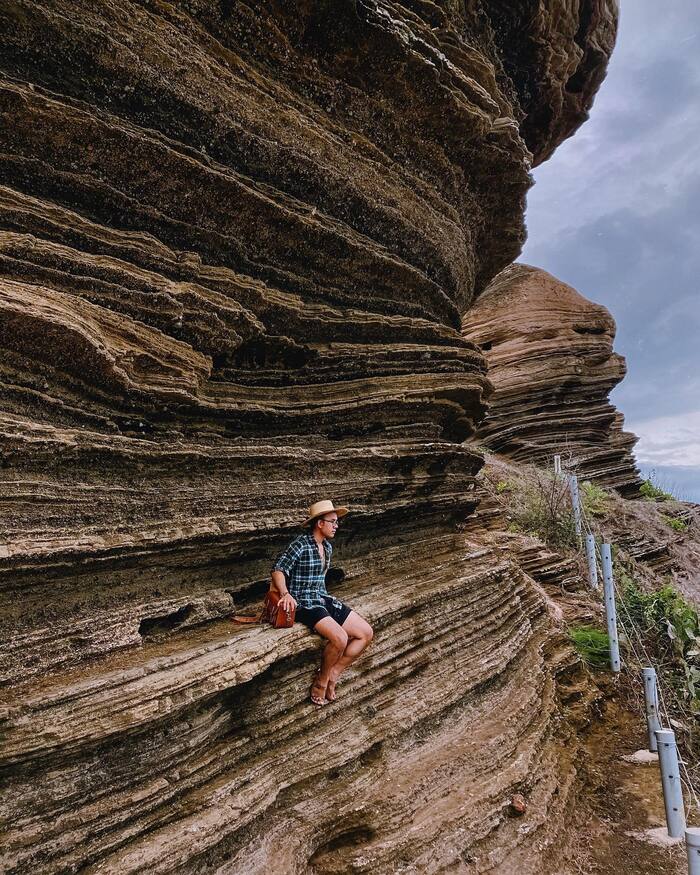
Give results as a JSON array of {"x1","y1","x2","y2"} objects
[{"x1": 0, "y1": 2, "x2": 620, "y2": 872}]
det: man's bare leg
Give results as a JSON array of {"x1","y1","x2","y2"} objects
[
  {"x1": 326, "y1": 612, "x2": 373, "y2": 701},
  {"x1": 312, "y1": 617, "x2": 348, "y2": 704}
]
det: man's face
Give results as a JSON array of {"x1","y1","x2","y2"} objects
[{"x1": 317, "y1": 515, "x2": 339, "y2": 539}]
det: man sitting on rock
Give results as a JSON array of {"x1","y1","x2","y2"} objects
[{"x1": 271, "y1": 500, "x2": 374, "y2": 706}]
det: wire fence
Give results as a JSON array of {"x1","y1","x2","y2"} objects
[{"x1": 575, "y1": 478, "x2": 700, "y2": 819}]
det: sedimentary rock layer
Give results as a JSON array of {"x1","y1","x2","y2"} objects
[
  {"x1": 1, "y1": 533, "x2": 595, "y2": 875},
  {"x1": 0, "y1": 1, "x2": 617, "y2": 872},
  {"x1": 462, "y1": 264, "x2": 640, "y2": 494}
]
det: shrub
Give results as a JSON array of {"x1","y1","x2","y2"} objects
[
  {"x1": 581, "y1": 480, "x2": 609, "y2": 517},
  {"x1": 509, "y1": 472, "x2": 578, "y2": 549},
  {"x1": 622, "y1": 580, "x2": 700, "y2": 710},
  {"x1": 496, "y1": 480, "x2": 512, "y2": 494},
  {"x1": 569, "y1": 626, "x2": 611, "y2": 669}
]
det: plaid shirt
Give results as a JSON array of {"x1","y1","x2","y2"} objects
[{"x1": 272, "y1": 533, "x2": 333, "y2": 608}]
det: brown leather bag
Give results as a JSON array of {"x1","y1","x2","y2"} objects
[
  {"x1": 262, "y1": 589, "x2": 295, "y2": 628},
  {"x1": 232, "y1": 588, "x2": 295, "y2": 628}
]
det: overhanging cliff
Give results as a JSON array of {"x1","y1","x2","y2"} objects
[{"x1": 0, "y1": 2, "x2": 619, "y2": 872}]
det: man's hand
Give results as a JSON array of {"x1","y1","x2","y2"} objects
[{"x1": 279, "y1": 593, "x2": 297, "y2": 613}]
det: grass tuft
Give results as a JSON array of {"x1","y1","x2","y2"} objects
[
  {"x1": 509, "y1": 473, "x2": 578, "y2": 549},
  {"x1": 622, "y1": 577, "x2": 700, "y2": 712},
  {"x1": 639, "y1": 478, "x2": 673, "y2": 502},
  {"x1": 568, "y1": 626, "x2": 611, "y2": 669},
  {"x1": 661, "y1": 514, "x2": 688, "y2": 533}
]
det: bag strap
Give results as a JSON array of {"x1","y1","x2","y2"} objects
[
  {"x1": 231, "y1": 589, "x2": 276, "y2": 625},
  {"x1": 230, "y1": 610, "x2": 263, "y2": 624},
  {"x1": 231, "y1": 588, "x2": 294, "y2": 625}
]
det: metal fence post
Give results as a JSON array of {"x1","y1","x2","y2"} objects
[
  {"x1": 567, "y1": 473, "x2": 582, "y2": 540},
  {"x1": 655, "y1": 728, "x2": 686, "y2": 838},
  {"x1": 687, "y1": 827, "x2": 700, "y2": 874},
  {"x1": 642, "y1": 667, "x2": 661, "y2": 752},
  {"x1": 600, "y1": 543, "x2": 621, "y2": 673},
  {"x1": 585, "y1": 533, "x2": 598, "y2": 589}
]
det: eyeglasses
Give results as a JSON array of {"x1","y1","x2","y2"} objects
[{"x1": 321, "y1": 519, "x2": 340, "y2": 527}]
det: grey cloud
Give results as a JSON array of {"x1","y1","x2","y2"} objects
[
  {"x1": 521, "y1": 0, "x2": 700, "y2": 430},
  {"x1": 523, "y1": 186, "x2": 700, "y2": 422}
]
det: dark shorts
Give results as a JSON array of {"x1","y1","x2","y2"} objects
[{"x1": 295, "y1": 595, "x2": 353, "y2": 631}]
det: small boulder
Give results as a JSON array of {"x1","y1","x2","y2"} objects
[{"x1": 510, "y1": 794, "x2": 527, "y2": 816}]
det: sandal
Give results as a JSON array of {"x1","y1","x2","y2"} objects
[
  {"x1": 310, "y1": 672, "x2": 328, "y2": 707},
  {"x1": 325, "y1": 678, "x2": 338, "y2": 702}
]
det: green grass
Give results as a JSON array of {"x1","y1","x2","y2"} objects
[
  {"x1": 568, "y1": 626, "x2": 611, "y2": 669},
  {"x1": 639, "y1": 478, "x2": 673, "y2": 501},
  {"x1": 581, "y1": 480, "x2": 610, "y2": 517},
  {"x1": 661, "y1": 514, "x2": 688, "y2": 533}
]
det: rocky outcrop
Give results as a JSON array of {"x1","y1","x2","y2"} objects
[
  {"x1": 462, "y1": 264, "x2": 641, "y2": 494},
  {"x1": 0, "y1": 2, "x2": 617, "y2": 872}
]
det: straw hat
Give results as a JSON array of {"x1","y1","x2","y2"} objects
[{"x1": 303, "y1": 500, "x2": 349, "y2": 526}]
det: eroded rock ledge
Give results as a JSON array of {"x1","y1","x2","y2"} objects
[
  {"x1": 0, "y1": 2, "x2": 617, "y2": 872},
  {"x1": 462, "y1": 264, "x2": 641, "y2": 494},
  {"x1": 3, "y1": 532, "x2": 597, "y2": 875}
]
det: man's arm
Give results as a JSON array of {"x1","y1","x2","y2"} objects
[
  {"x1": 272, "y1": 570, "x2": 297, "y2": 612},
  {"x1": 271, "y1": 570, "x2": 287, "y2": 596},
  {"x1": 272, "y1": 569, "x2": 297, "y2": 611},
  {"x1": 270, "y1": 541, "x2": 301, "y2": 611}
]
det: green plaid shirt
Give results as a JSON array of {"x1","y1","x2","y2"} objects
[{"x1": 272, "y1": 534, "x2": 333, "y2": 608}]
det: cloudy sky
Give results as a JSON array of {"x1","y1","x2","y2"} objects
[{"x1": 521, "y1": 0, "x2": 700, "y2": 501}]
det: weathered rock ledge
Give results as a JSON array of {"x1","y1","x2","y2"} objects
[{"x1": 2, "y1": 532, "x2": 596, "y2": 874}]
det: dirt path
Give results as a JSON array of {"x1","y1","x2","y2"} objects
[{"x1": 560, "y1": 694, "x2": 688, "y2": 874}]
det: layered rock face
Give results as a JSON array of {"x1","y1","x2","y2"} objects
[
  {"x1": 0, "y1": 2, "x2": 617, "y2": 872},
  {"x1": 462, "y1": 264, "x2": 641, "y2": 494},
  {"x1": 3, "y1": 533, "x2": 598, "y2": 875}
]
